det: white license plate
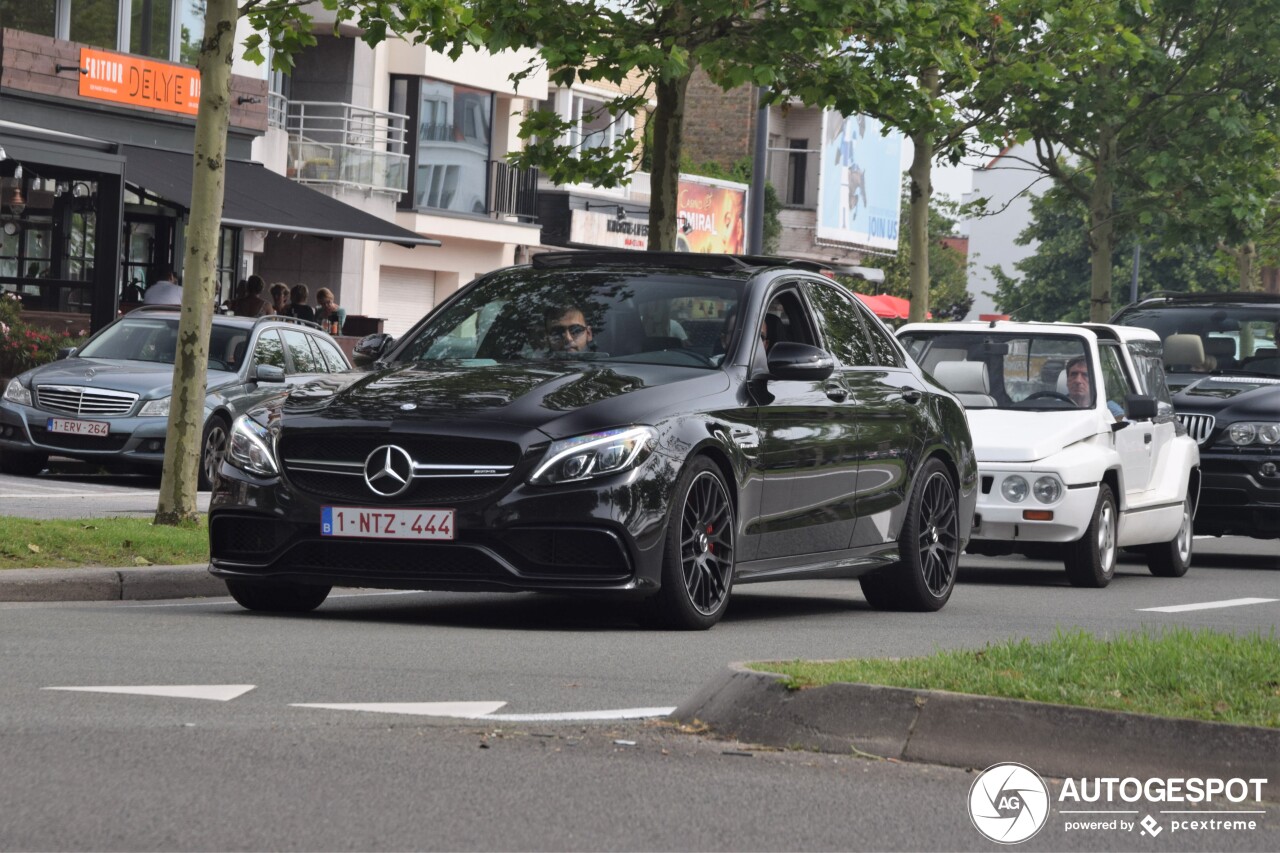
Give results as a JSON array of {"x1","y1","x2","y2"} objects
[
  {"x1": 321, "y1": 506, "x2": 455, "y2": 540},
  {"x1": 47, "y1": 417, "x2": 110, "y2": 437}
]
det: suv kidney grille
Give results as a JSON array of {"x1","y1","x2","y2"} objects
[
  {"x1": 36, "y1": 385, "x2": 138, "y2": 416},
  {"x1": 1177, "y1": 413, "x2": 1215, "y2": 445}
]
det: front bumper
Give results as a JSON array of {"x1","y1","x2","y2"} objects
[
  {"x1": 0, "y1": 399, "x2": 169, "y2": 467},
  {"x1": 207, "y1": 450, "x2": 677, "y2": 594},
  {"x1": 970, "y1": 470, "x2": 1098, "y2": 543},
  {"x1": 1191, "y1": 447, "x2": 1280, "y2": 538}
]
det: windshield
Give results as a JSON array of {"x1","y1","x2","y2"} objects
[
  {"x1": 899, "y1": 331, "x2": 1096, "y2": 410},
  {"x1": 1116, "y1": 303, "x2": 1280, "y2": 376},
  {"x1": 77, "y1": 317, "x2": 247, "y2": 372},
  {"x1": 392, "y1": 267, "x2": 745, "y2": 371}
]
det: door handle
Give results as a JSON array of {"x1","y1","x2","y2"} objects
[
  {"x1": 825, "y1": 383, "x2": 849, "y2": 403},
  {"x1": 899, "y1": 387, "x2": 922, "y2": 404}
]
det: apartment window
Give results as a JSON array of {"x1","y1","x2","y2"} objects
[
  {"x1": 787, "y1": 138, "x2": 809, "y2": 206},
  {"x1": 409, "y1": 79, "x2": 494, "y2": 215},
  {"x1": 4, "y1": 1, "x2": 205, "y2": 65}
]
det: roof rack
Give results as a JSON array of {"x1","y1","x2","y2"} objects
[
  {"x1": 529, "y1": 250, "x2": 832, "y2": 275},
  {"x1": 254, "y1": 314, "x2": 322, "y2": 331},
  {"x1": 1136, "y1": 290, "x2": 1278, "y2": 303}
]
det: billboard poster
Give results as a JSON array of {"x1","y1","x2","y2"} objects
[
  {"x1": 817, "y1": 111, "x2": 903, "y2": 252},
  {"x1": 675, "y1": 177, "x2": 748, "y2": 254}
]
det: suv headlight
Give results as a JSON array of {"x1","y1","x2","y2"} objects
[
  {"x1": 138, "y1": 396, "x2": 170, "y2": 417},
  {"x1": 1033, "y1": 475, "x2": 1063, "y2": 504},
  {"x1": 226, "y1": 414, "x2": 279, "y2": 476},
  {"x1": 1223, "y1": 422, "x2": 1280, "y2": 447},
  {"x1": 530, "y1": 426, "x2": 657, "y2": 485},
  {"x1": 3, "y1": 378, "x2": 32, "y2": 406}
]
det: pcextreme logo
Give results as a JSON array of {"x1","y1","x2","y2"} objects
[
  {"x1": 968, "y1": 763, "x2": 1051, "y2": 844},
  {"x1": 967, "y1": 763, "x2": 1269, "y2": 843}
]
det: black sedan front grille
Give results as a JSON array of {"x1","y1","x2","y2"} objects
[
  {"x1": 279, "y1": 433, "x2": 520, "y2": 467},
  {"x1": 284, "y1": 470, "x2": 505, "y2": 504}
]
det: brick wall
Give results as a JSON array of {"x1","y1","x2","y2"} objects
[{"x1": 682, "y1": 69, "x2": 755, "y2": 169}]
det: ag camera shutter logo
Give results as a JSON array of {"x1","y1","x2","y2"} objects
[{"x1": 968, "y1": 762, "x2": 1051, "y2": 844}]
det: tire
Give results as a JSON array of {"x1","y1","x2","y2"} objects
[
  {"x1": 0, "y1": 450, "x2": 48, "y2": 476},
  {"x1": 1064, "y1": 484, "x2": 1118, "y2": 587},
  {"x1": 224, "y1": 578, "x2": 331, "y2": 613},
  {"x1": 1146, "y1": 496, "x2": 1193, "y2": 578},
  {"x1": 859, "y1": 458, "x2": 959, "y2": 612},
  {"x1": 646, "y1": 456, "x2": 736, "y2": 630},
  {"x1": 199, "y1": 415, "x2": 231, "y2": 491}
]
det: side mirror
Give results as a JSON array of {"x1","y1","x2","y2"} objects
[
  {"x1": 254, "y1": 363, "x2": 286, "y2": 383},
  {"x1": 353, "y1": 333, "x2": 394, "y2": 367},
  {"x1": 1125, "y1": 393, "x2": 1158, "y2": 420},
  {"x1": 764, "y1": 342, "x2": 836, "y2": 382},
  {"x1": 56, "y1": 347, "x2": 77, "y2": 360}
]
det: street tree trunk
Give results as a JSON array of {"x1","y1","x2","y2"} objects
[
  {"x1": 154, "y1": 0, "x2": 237, "y2": 526},
  {"x1": 1087, "y1": 127, "x2": 1117, "y2": 322},
  {"x1": 647, "y1": 70, "x2": 692, "y2": 252},
  {"x1": 906, "y1": 67, "x2": 938, "y2": 324},
  {"x1": 1236, "y1": 240, "x2": 1256, "y2": 291}
]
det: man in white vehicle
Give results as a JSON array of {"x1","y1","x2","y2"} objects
[{"x1": 897, "y1": 321, "x2": 1200, "y2": 587}]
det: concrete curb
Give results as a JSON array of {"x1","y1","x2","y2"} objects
[
  {"x1": 0, "y1": 565, "x2": 225, "y2": 602},
  {"x1": 673, "y1": 663, "x2": 1280, "y2": 781}
]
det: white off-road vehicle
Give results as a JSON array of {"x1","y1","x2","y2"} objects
[{"x1": 897, "y1": 321, "x2": 1200, "y2": 586}]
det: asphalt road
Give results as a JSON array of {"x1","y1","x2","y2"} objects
[{"x1": 0, "y1": 467, "x2": 1277, "y2": 850}]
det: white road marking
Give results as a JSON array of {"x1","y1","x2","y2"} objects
[
  {"x1": 44, "y1": 684, "x2": 255, "y2": 701},
  {"x1": 1139, "y1": 597, "x2": 1278, "y2": 613},
  {"x1": 292, "y1": 701, "x2": 508, "y2": 717},
  {"x1": 488, "y1": 707, "x2": 676, "y2": 722},
  {"x1": 291, "y1": 701, "x2": 677, "y2": 722},
  {"x1": 122, "y1": 590, "x2": 421, "y2": 608}
]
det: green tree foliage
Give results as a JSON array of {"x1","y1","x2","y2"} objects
[
  {"x1": 861, "y1": 190, "x2": 973, "y2": 321},
  {"x1": 453, "y1": 0, "x2": 900, "y2": 251},
  {"x1": 990, "y1": 184, "x2": 1236, "y2": 323},
  {"x1": 997, "y1": 0, "x2": 1280, "y2": 319}
]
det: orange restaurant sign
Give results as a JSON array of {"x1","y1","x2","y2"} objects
[{"x1": 78, "y1": 47, "x2": 201, "y2": 116}]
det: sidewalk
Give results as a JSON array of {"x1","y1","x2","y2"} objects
[{"x1": 0, "y1": 564, "x2": 223, "y2": 601}]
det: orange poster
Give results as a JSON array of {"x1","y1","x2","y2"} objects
[
  {"x1": 676, "y1": 179, "x2": 747, "y2": 254},
  {"x1": 78, "y1": 48, "x2": 201, "y2": 116}
]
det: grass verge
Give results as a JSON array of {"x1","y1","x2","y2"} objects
[
  {"x1": 753, "y1": 628, "x2": 1280, "y2": 728},
  {"x1": 0, "y1": 516, "x2": 208, "y2": 569}
]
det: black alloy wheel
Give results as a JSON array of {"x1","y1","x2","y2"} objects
[
  {"x1": 199, "y1": 415, "x2": 230, "y2": 491},
  {"x1": 860, "y1": 458, "x2": 959, "y2": 611},
  {"x1": 648, "y1": 456, "x2": 736, "y2": 630}
]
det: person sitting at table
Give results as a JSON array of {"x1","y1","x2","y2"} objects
[
  {"x1": 315, "y1": 287, "x2": 346, "y2": 334},
  {"x1": 285, "y1": 284, "x2": 317, "y2": 323},
  {"x1": 269, "y1": 282, "x2": 290, "y2": 315},
  {"x1": 233, "y1": 275, "x2": 272, "y2": 317}
]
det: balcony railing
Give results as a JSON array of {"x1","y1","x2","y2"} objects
[
  {"x1": 285, "y1": 100, "x2": 410, "y2": 195},
  {"x1": 487, "y1": 160, "x2": 538, "y2": 222}
]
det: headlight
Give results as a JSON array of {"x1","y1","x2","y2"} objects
[
  {"x1": 529, "y1": 426, "x2": 657, "y2": 485},
  {"x1": 1000, "y1": 475, "x2": 1029, "y2": 503},
  {"x1": 138, "y1": 396, "x2": 170, "y2": 417},
  {"x1": 1033, "y1": 476, "x2": 1063, "y2": 504},
  {"x1": 3, "y1": 378, "x2": 32, "y2": 406},
  {"x1": 226, "y1": 414, "x2": 279, "y2": 476},
  {"x1": 1223, "y1": 422, "x2": 1280, "y2": 446}
]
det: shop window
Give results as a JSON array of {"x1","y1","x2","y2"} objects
[{"x1": 177, "y1": 0, "x2": 205, "y2": 65}]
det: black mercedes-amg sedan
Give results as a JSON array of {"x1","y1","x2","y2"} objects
[{"x1": 208, "y1": 252, "x2": 977, "y2": 629}]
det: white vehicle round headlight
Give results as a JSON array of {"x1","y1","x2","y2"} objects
[
  {"x1": 1229, "y1": 423, "x2": 1257, "y2": 445},
  {"x1": 1257, "y1": 424, "x2": 1280, "y2": 445},
  {"x1": 1000, "y1": 475, "x2": 1029, "y2": 503},
  {"x1": 1033, "y1": 476, "x2": 1062, "y2": 504}
]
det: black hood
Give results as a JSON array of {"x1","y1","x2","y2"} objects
[
  {"x1": 280, "y1": 360, "x2": 730, "y2": 439},
  {"x1": 1174, "y1": 374, "x2": 1280, "y2": 418}
]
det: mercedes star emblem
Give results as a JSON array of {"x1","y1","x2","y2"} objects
[{"x1": 363, "y1": 445, "x2": 415, "y2": 497}]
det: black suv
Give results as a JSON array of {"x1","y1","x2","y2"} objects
[
  {"x1": 1111, "y1": 292, "x2": 1279, "y2": 539},
  {"x1": 208, "y1": 252, "x2": 978, "y2": 629}
]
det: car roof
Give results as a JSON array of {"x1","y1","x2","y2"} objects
[
  {"x1": 897, "y1": 319, "x2": 1102, "y2": 340},
  {"x1": 1115, "y1": 291, "x2": 1280, "y2": 313},
  {"x1": 124, "y1": 305, "x2": 323, "y2": 333},
  {"x1": 528, "y1": 250, "x2": 833, "y2": 278}
]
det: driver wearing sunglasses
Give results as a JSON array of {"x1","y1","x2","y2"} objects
[{"x1": 545, "y1": 305, "x2": 594, "y2": 353}]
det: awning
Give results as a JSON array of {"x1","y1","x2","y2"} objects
[
  {"x1": 856, "y1": 292, "x2": 931, "y2": 321},
  {"x1": 121, "y1": 145, "x2": 440, "y2": 247}
]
